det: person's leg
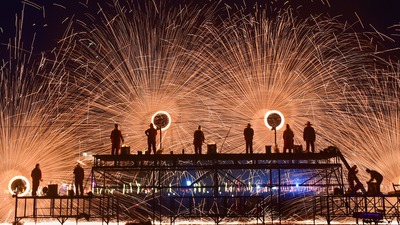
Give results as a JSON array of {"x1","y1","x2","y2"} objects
[
  {"x1": 199, "y1": 145, "x2": 202, "y2": 155},
  {"x1": 311, "y1": 142, "x2": 315, "y2": 153},
  {"x1": 249, "y1": 142, "x2": 253, "y2": 154},
  {"x1": 32, "y1": 181, "x2": 38, "y2": 196},
  {"x1": 349, "y1": 178, "x2": 355, "y2": 192},
  {"x1": 305, "y1": 141, "x2": 310, "y2": 152},
  {"x1": 79, "y1": 181, "x2": 84, "y2": 195},
  {"x1": 377, "y1": 178, "x2": 383, "y2": 193},
  {"x1": 152, "y1": 141, "x2": 156, "y2": 154},
  {"x1": 75, "y1": 180, "x2": 79, "y2": 195}
]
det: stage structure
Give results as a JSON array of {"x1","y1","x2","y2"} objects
[
  {"x1": 314, "y1": 194, "x2": 400, "y2": 225},
  {"x1": 91, "y1": 147, "x2": 348, "y2": 224},
  {"x1": 13, "y1": 194, "x2": 119, "y2": 225},
  {"x1": 14, "y1": 147, "x2": 399, "y2": 225}
]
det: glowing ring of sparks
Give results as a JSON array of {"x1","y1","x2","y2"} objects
[
  {"x1": 264, "y1": 110, "x2": 285, "y2": 130},
  {"x1": 151, "y1": 111, "x2": 172, "y2": 131},
  {"x1": 8, "y1": 176, "x2": 30, "y2": 196}
]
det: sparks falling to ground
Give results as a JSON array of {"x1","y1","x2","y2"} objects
[{"x1": 0, "y1": 0, "x2": 399, "y2": 223}]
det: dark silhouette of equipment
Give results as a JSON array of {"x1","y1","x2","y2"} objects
[
  {"x1": 294, "y1": 145, "x2": 303, "y2": 153},
  {"x1": 265, "y1": 145, "x2": 272, "y2": 154},
  {"x1": 47, "y1": 184, "x2": 58, "y2": 197},
  {"x1": 121, "y1": 145, "x2": 130, "y2": 155},
  {"x1": 207, "y1": 144, "x2": 217, "y2": 154}
]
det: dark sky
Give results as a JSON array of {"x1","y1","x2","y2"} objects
[{"x1": 1, "y1": 0, "x2": 400, "y2": 57}]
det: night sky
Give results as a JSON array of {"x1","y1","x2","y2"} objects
[
  {"x1": 1, "y1": 0, "x2": 400, "y2": 58},
  {"x1": 0, "y1": 1, "x2": 399, "y2": 217}
]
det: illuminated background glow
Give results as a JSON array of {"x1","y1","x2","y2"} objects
[{"x1": 0, "y1": 0, "x2": 399, "y2": 223}]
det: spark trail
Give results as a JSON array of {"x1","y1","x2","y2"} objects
[
  {"x1": 0, "y1": 0, "x2": 399, "y2": 223},
  {"x1": 0, "y1": 3, "x2": 90, "y2": 222},
  {"x1": 62, "y1": 0, "x2": 225, "y2": 153}
]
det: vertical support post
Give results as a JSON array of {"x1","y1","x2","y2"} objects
[
  {"x1": 278, "y1": 168, "x2": 282, "y2": 224},
  {"x1": 14, "y1": 194, "x2": 18, "y2": 224},
  {"x1": 269, "y1": 168, "x2": 273, "y2": 223},
  {"x1": 214, "y1": 169, "x2": 218, "y2": 197},
  {"x1": 213, "y1": 158, "x2": 219, "y2": 197},
  {"x1": 159, "y1": 166, "x2": 162, "y2": 225},
  {"x1": 152, "y1": 165, "x2": 156, "y2": 224},
  {"x1": 326, "y1": 168, "x2": 331, "y2": 225}
]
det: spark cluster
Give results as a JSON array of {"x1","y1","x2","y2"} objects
[{"x1": 0, "y1": 0, "x2": 398, "y2": 223}]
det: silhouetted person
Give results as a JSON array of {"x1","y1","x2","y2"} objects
[
  {"x1": 243, "y1": 123, "x2": 254, "y2": 154},
  {"x1": 193, "y1": 125, "x2": 205, "y2": 154},
  {"x1": 110, "y1": 124, "x2": 124, "y2": 155},
  {"x1": 73, "y1": 163, "x2": 85, "y2": 196},
  {"x1": 366, "y1": 168, "x2": 383, "y2": 194},
  {"x1": 283, "y1": 124, "x2": 294, "y2": 153},
  {"x1": 348, "y1": 165, "x2": 358, "y2": 193},
  {"x1": 145, "y1": 123, "x2": 157, "y2": 154},
  {"x1": 31, "y1": 164, "x2": 42, "y2": 196},
  {"x1": 303, "y1": 121, "x2": 316, "y2": 153}
]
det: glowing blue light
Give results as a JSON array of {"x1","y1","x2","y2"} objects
[
  {"x1": 296, "y1": 183, "x2": 299, "y2": 187},
  {"x1": 186, "y1": 180, "x2": 192, "y2": 186}
]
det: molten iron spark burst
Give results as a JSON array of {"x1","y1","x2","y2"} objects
[{"x1": 0, "y1": 0, "x2": 399, "y2": 223}]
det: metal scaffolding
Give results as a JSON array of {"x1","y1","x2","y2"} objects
[
  {"x1": 314, "y1": 194, "x2": 400, "y2": 224},
  {"x1": 13, "y1": 194, "x2": 119, "y2": 225},
  {"x1": 91, "y1": 151, "x2": 345, "y2": 224},
  {"x1": 14, "y1": 148, "x2": 398, "y2": 224}
]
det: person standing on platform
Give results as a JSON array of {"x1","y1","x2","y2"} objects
[
  {"x1": 348, "y1": 165, "x2": 358, "y2": 193},
  {"x1": 303, "y1": 121, "x2": 316, "y2": 153},
  {"x1": 31, "y1": 163, "x2": 42, "y2": 196},
  {"x1": 366, "y1": 168, "x2": 383, "y2": 194},
  {"x1": 73, "y1": 163, "x2": 85, "y2": 196},
  {"x1": 145, "y1": 123, "x2": 157, "y2": 154},
  {"x1": 193, "y1": 125, "x2": 205, "y2": 154},
  {"x1": 243, "y1": 123, "x2": 254, "y2": 154},
  {"x1": 110, "y1": 124, "x2": 124, "y2": 155},
  {"x1": 283, "y1": 124, "x2": 294, "y2": 153}
]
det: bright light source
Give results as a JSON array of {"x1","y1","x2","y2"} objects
[
  {"x1": 8, "y1": 176, "x2": 30, "y2": 196},
  {"x1": 264, "y1": 110, "x2": 285, "y2": 130},
  {"x1": 186, "y1": 180, "x2": 192, "y2": 186},
  {"x1": 151, "y1": 111, "x2": 172, "y2": 131}
]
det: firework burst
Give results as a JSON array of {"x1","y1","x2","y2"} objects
[
  {"x1": 0, "y1": 3, "x2": 90, "y2": 222},
  {"x1": 325, "y1": 61, "x2": 399, "y2": 190},
  {"x1": 60, "y1": 0, "x2": 226, "y2": 154},
  {"x1": 197, "y1": 6, "x2": 381, "y2": 155},
  {"x1": 0, "y1": 0, "x2": 399, "y2": 223}
]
